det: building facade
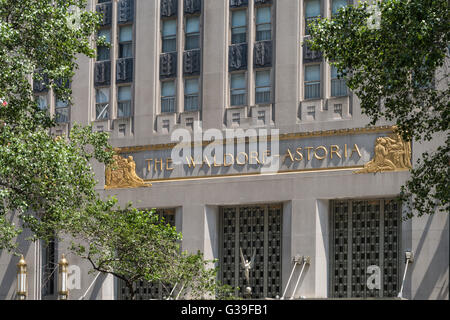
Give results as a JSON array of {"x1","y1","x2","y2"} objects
[{"x1": 0, "y1": 0, "x2": 448, "y2": 300}]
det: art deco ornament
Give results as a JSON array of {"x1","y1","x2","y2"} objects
[
  {"x1": 355, "y1": 130, "x2": 412, "y2": 174},
  {"x1": 105, "y1": 154, "x2": 151, "y2": 189}
]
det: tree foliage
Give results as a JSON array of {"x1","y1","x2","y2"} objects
[
  {"x1": 0, "y1": 0, "x2": 114, "y2": 251},
  {"x1": 69, "y1": 199, "x2": 236, "y2": 300},
  {"x1": 308, "y1": 0, "x2": 449, "y2": 217}
]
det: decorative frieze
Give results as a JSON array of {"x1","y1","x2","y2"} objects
[
  {"x1": 161, "y1": 0, "x2": 178, "y2": 18},
  {"x1": 229, "y1": 43, "x2": 248, "y2": 71},
  {"x1": 183, "y1": 49, "x2": 201, "y2": 76},
  {"x1": 117, "y1": 0, "x2": 134, "y2": 24},
  {"x1": 184, "y1": 0, "x2": 201, "y2": 14},
  {"x1": 116, "y1": 58, "x2": 133, "y2": 83},
  {"x1": 254, "y1": 41, "x2": 272, "y2": 68},
  {"x1": 160, "y1": 52, "x2": 177, "y2": 79}
]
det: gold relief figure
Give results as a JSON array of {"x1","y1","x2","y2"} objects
[
  {"x1": 105, "y1": 155, "x2": 151, "y2": 189},
  {"x1": 356, "y1": 131, "x2": 412, "y2": 174}
]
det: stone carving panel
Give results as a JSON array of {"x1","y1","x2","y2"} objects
[
  {"x1": 94, "y1": 61, "x2": 111, "y2": 87},
  {"x1": 183, "y1": 49, "x2": 201, "y2": 75},
  {"x1": 160, "y1": 52, "x2": 177, "y2": 79},
  {"x1": 161, "y1": 0, "x2": 178, "y2": 17},
  {"x1": 184, "y1": 0, "x2": 201, "y2": 14},
  {"x1": 229, "y1": 43, "x2": 248, "y2": 71},
  {"x1": 116, "y1": 58, "x2": 133, "y2": 83},
  {"x1": 117, "y1": 0, "x2": 134, "y2": 24},
  {"x1": 230, "y1": 0, "x2": 248, "y2": 8},
  {"x1": 254, "y1": 41, "x2": 272, "y2": 68},
  {"x1": 96, "y1": 2, "x2": 112, "y2": 26}
]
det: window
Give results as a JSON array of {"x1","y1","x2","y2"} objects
[
  {"x1": 230, "y1": 73, "x2": 246, "y2": 106},
  {"x1": 35, "y1": 94, "x2": 48, "y2": 111},
  {"x1": 255, "y1": 6, "x2": 271, "y2": 41},
  {"x1": 184, "y1": 78, "x2": 199, "y2": 111},
  {"x1": 42, "y1": 239, "x2": 56, "y2": 296},
  {"x1": 162, "y1": 19, "x2": 177, "y2": 53},
  {"x1": 304, "y1": 64, "x2": 321, "y2": 99},
  {"x1": 332, "y1": 0, "x2": 347, "y2": 15},
  {"x1": 119, "y1": 26, "x2": 133, "y2": 58},
  {"x1": 161, "y1": 81, "x2": 176, "y2": 113},
  {"x1": 305, "y1": 0, "x2": 321, "y2": 35},
  {"x1": 220, "y1": 205, "x2": 282, "y2": 298},
  {"x1": 95, "y1": 88, "x2": 110, "y2": 120},
  {"x1": 185, "y1": 16, "x2": 200, "y2": 50},
  {"x1": 255, "y1": 70, "x2": 271, "y2": 104},
  {"x1": 331, "y1": 66, "x2": 348, "y2": 97},
  {"x1": 231, "y1": 10, "x2": 247, "y2": 44},
  {"x1": 330, "y1": 199, "x2": 401, "y2": 298},
  {"x1": 97, "y1": 29, "x2": 111, "y2": 61},
  {"x1": 55, "y1": 97, "x2": 69, "y2": 123},
  {"x1": 117, "y1": 86, "x2": 131, "y2": 118}
]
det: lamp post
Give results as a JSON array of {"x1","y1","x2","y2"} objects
[
  {"x1": 58, "y1": 254, "x2": 69, "y2": 300},
  {"x1": 16, "y1": 255, "x2": 27, "y2": 300}
]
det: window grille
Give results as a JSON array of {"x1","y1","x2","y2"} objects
[
  {"x1": 334, "y1": 103, "x2": 343, "y2": 117},
  {"x1": 330, "y1": 199, "x2": 401, "y2": 298},
  {"x1": 220, "y1": 205, "x2": 282, "y2": 298}
]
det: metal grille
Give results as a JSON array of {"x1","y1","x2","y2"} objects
[
  {"x1": 220, "y1": 204, "x2": 282, "y2": 299},
  {"x1": 383, "y1": 200, "x2": 400, "y2": 297},
  {"x1": 332, "y1": 200, "x2": 349, "y2": 298},
  {"x1": 331, "y1": 199, "x2": 401, "y2": 298},
  {"x1": 118, "y1": 208, "x2": 176, "y2": 300}
]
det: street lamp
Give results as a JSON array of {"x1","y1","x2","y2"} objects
[
  {"x1": 58, "y1": 254, "x2": 69, "y2": 300},
  {"x1": 16, "y1": 255, "x2": 27, "y2": 300}
]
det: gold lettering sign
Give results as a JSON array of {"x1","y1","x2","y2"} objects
[
  {"x1": 105, "y1": 155, "x2": 151, "y2": 189},
  {"x1": 355, "y1": 132, "x2": 412, "y2": 174}
]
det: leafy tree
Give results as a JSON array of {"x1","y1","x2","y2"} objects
[
  {"x1": 0, "y1": 0, "x2": 113, "y2": 251},
  {"x1": 308, "y1": 0, "x2": 449, "y2": 218},
  {"x1": 0, "y1": 1, "x2": 230, "y2": 300},
  {"x1": 69, "y1": 199, "x2": 236, "y2": 300}
]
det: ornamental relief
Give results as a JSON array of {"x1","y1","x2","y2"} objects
[
  {"x1": 105, "y1": 154, "x2": 151, "y2": 189},
  {"x1": 355, "y1": 131, "x2": 412, "y2": 174}
]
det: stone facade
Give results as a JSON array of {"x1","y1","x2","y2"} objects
[{"x1": 0, "y1": 0, "x2": 448, "y2": 300}]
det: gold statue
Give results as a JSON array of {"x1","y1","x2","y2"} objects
[
  {"x1": 355, "y1": 131, "x2": 412, "y2": 174},
  {"x1": 105, "y1": 155, "x2": 151, "y2": 189}
]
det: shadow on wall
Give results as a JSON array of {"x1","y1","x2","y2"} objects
[{"x1": 413, "y1": 214, "x2": 449, "y2": 300}]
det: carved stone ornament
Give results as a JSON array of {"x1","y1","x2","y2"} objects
[
  {"x1": 355, "y1": 130, "x2": 412, "y2": 174},
  {"x1": 105, "y1": 154, "x2": 151, "y2": 189}
]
